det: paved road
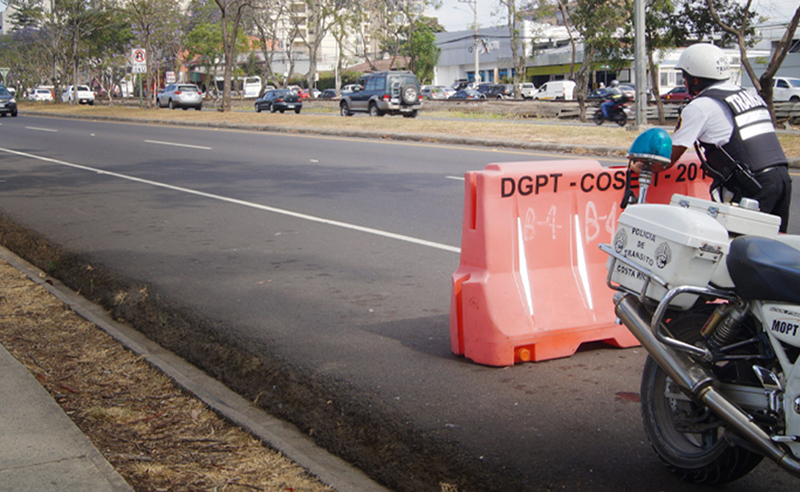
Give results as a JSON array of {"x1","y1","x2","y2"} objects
[{"x1": 0, "y1": 115, "x2": 797, "y2": 491}]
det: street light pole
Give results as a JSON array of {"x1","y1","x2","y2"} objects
[
  {"x1": 473, "y1": 0, "x2": 479, "y2": 84},
  {"x1": 634, "y1": 0, "x2": 647, "y2": 127},
  {"x1": 459, "y1": 0, "x2": 480, "y2": 85}
]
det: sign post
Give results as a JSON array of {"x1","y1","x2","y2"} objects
[{"x1": 131, "y1": 49, "x2": 146, "y2": 106}]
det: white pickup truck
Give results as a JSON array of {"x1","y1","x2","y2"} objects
[{"x1": 61, "y1": 85, "x2": 95, "y2": 105}]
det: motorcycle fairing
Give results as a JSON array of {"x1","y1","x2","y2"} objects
[{"x1": 762, "y1": 303, "x2": 800, "y2": 349}]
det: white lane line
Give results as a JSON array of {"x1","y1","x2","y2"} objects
[
  {"x1": 446, "y1": 175, "x2": 465, "y2": 181},
  {"x1": 145, "y1": 140, "x2": 212, "y2": 150},
  {"x1": 0, "y1": 147, "x2": 461, "y2": 254},
  {"x1": 26, "y1": 126, "x2": 59, "y2": 132}
]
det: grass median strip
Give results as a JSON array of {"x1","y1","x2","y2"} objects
[{"x1": 0, "y1": 259, "x2": 334, "y2": 492}]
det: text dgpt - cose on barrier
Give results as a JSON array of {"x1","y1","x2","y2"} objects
[{"x1": 450, "y1": 157, "x2": 712, "y2": 366}]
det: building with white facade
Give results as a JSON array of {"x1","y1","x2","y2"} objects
[{"x1": 434, "y1": 19, "x2": 776, "y2": 95}]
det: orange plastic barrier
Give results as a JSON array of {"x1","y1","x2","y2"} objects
[{"x1": 450, "y1": 155, "x2": 712, "y2": 366}]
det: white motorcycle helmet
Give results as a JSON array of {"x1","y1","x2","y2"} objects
[{"x1": 675, "y1": 43, "x2": 731, "y2": 80}]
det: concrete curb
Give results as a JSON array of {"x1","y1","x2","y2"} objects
[
  {"x1": 0, "y1": 344, "x2": 134, "y2": 492},
  {"x1": 0, "y1": 245, "x2": 389, "y2": 492}
]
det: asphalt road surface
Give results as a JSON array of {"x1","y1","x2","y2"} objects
[{"x1": 0, "y1": 114, "x2": 797, "y2": 491}]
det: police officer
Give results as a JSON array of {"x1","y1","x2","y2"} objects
[
  {"x1": 632, "y1": 43, "x2": 792, "y2": 232},
  {"x1": 601, "y1": 80, "x2": 627, "y2": 120}
]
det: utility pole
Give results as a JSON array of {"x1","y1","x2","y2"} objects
[
  {"x1": 460, "y1": 0, "x2": 480, "y2": 84},
  {"x1": 634, "y1": 0, "x2": 647, "y2": 127},
  {"x1": 473, "y1": 0, "x2": 479, "y2": 84}
]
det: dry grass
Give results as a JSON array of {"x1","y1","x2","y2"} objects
[
  {"x1": 0, "y1": 259, "x2": 334, "y2": 492},
  {"x1": 20, "y1": 101, "x2": 800, "y2": 158}
]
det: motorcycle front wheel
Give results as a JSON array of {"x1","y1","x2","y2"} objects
[
  {"x1": 640, "y1": 309, "x2": 763, "y2": 484},
  {"x1": 593, "y1": 110, "x2": 604, "y2": 125}
]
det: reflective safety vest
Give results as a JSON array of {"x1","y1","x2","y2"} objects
[{"x1": 698, "y1": 87, "x2": 786, "y2": 180}]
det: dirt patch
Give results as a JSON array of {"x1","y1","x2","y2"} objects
[{"x1": 0, "y1": 258, "x2": 334, "y2": 492}]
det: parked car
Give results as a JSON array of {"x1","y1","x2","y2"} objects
[
  {"x1": 420, "y1": 85, "x2": 448, "y2": 100},
  {"x1": 156, "y1": 83, "x2": 202, "y2": 110},
  {"x1": 587, "y1": 87, "x2": 611, "y2": 101},
  {"x1": 61, "y1": 85, "x2": 95, "y2": 105},
  {"x1": 28, "y1": 88, "x2": 53, "y2": 102},
  {"x1": 618, "y1": 84, "x2": 636, "y2": 100},
  {"x1": 518, "y1": 82, "x2": 536, "y2": 99},
  {"x1": 771, "y1": 77, "x2": 800, "y2": 102},
  {"x1": 439, "y1": 85, "x2": 457, "y2": 98},
  {"x1": 447, "y1": 89, "x2": 485, "y2": 101},
  {"x1": 318, "y1": 88, "x2": 338, "y2": 99},
  {"x1": 532, "y1": 80, "x2": 575, "y2": 100},
  {"x1": 476, "y1": 83, "x2": 515, "y2": 99},
  {"x1": 298, "y1": 88, "x2": 320, "y2": 100},
  {"x1": 661, "y1": 86, "x2": 692, "y2": 102},
  {"x1": 339, "y1": 71, "x2": 421, "y2": 118},
  {"x1": 255, "y1": 89, "x2": 302, "y2": 113},
  {"x1": 0, "y1": 86, "x2": 18, "y2": 117}
]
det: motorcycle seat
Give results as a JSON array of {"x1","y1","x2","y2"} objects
[{"x1": 727, "y1": 236, "x2": 800, "y2": 304}]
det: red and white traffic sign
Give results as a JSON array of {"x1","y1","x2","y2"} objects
[{"x1": 131, "y1": 49, "x2": 146, "y2": 74}]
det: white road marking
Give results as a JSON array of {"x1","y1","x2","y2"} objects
[
  {"x1": 446, "y1": 176, "x2": 465, "y2": 181},
  {"x1": 0, "y1": 147, "x2": 461, "y2": 254},
  {"x1": 145, "y1": 140, "x2": 212, "y2": 150},
  {"x1": 25, "y1": 126, "x2": 58, "y2": 132}
]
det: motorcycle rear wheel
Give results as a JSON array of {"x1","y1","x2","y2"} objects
[
  {"x1": 640, "y1": 309, "x2": 763, "y2": 484},
  {"x1": 613, "y1": 112, "x2": 627, "y2": 127}
]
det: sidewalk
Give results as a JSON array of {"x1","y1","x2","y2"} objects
[{"x1": 0, "y1": 344, "x2": 133, "y2": 492}]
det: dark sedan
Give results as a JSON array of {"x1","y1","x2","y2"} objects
[
  {"x1": 255, "y1": 89, "x2": 302, "y2": 113},
  {"x1": 447, "y1": 89, "x2": 485, "y2": 101},
  {"x1": 586, "y1": 88, "x2": 611, "y2": 101},
  {"x1": 0, "y1": 86, "x2": 18, "y2": 117}
]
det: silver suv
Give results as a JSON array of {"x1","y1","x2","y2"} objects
[
  {"x1": 156, "y1": 83, "x2": 203, "y2": 110},
  {"x1": 339, "y1": 71, "x2": 421, "y2": 118}
]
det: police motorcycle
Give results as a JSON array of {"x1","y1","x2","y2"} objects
[{"x1": 599, "y1": 128, "x2": 800, "y2": 483}]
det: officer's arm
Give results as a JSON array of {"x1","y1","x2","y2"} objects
[{"x1": 669, "y1": 145, "x2": 687, "y2": 167}]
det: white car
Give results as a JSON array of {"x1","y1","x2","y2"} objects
[
  {"x1": 772, "y1": 77, "x2": 800, "y2": 102},
  {"x1": 62, "y1": 85, "x2": 95, "y2": 105},
  {"x1": 518, "y1": 82, "x2": 537, "y2": 99},
  {"x1": 29, "y1": 88, "x2": 53, "y2": 102}
]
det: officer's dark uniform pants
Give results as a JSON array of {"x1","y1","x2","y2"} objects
[{"x1": 751, "y1": 164, "x2": 792, "y2": 233}]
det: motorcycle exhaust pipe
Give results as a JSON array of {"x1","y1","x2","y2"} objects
[{"x1": 614, "y1": 292, "x2": 800, "y2": 478}]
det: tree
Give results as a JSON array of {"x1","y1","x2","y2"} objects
[
  {"x1": 7, "y1": 0, "x2": 45, "y2": 30},
  {"x1": 401, "y1": 16, "x2": 442, "y2": 84},
  {"x1": 249, "y1": 0, "x2": 287, "y2": 89},
  {"x1": 83, "y1": 6, "x2": 133, "y2": 103},
  {"x1": 568, "y1": 0, "x2": 631, "y2": 120},
  {"x1": 121, "y1": 0, "x2": 184, "y2": 106},
  {"x1": 60, "y1": 0, "x2": 109, "y2": 104},
  {"x1": 212, "y1": 0, "x2": 255, "y2": 111},
  {"x1": 703, "y1": 0, "x2": 800, "y2": 122},
  {"x1": 615, "y1": 0, "x2": 688, "y2": 124}
]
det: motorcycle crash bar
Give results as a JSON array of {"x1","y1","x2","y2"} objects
[{"x1": 613, "y1": 291, "x2": 800, "y2": 478}]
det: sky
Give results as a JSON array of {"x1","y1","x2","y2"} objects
[{"x1": 432, "y1": 0, "x2": 800, "y2": 33}]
